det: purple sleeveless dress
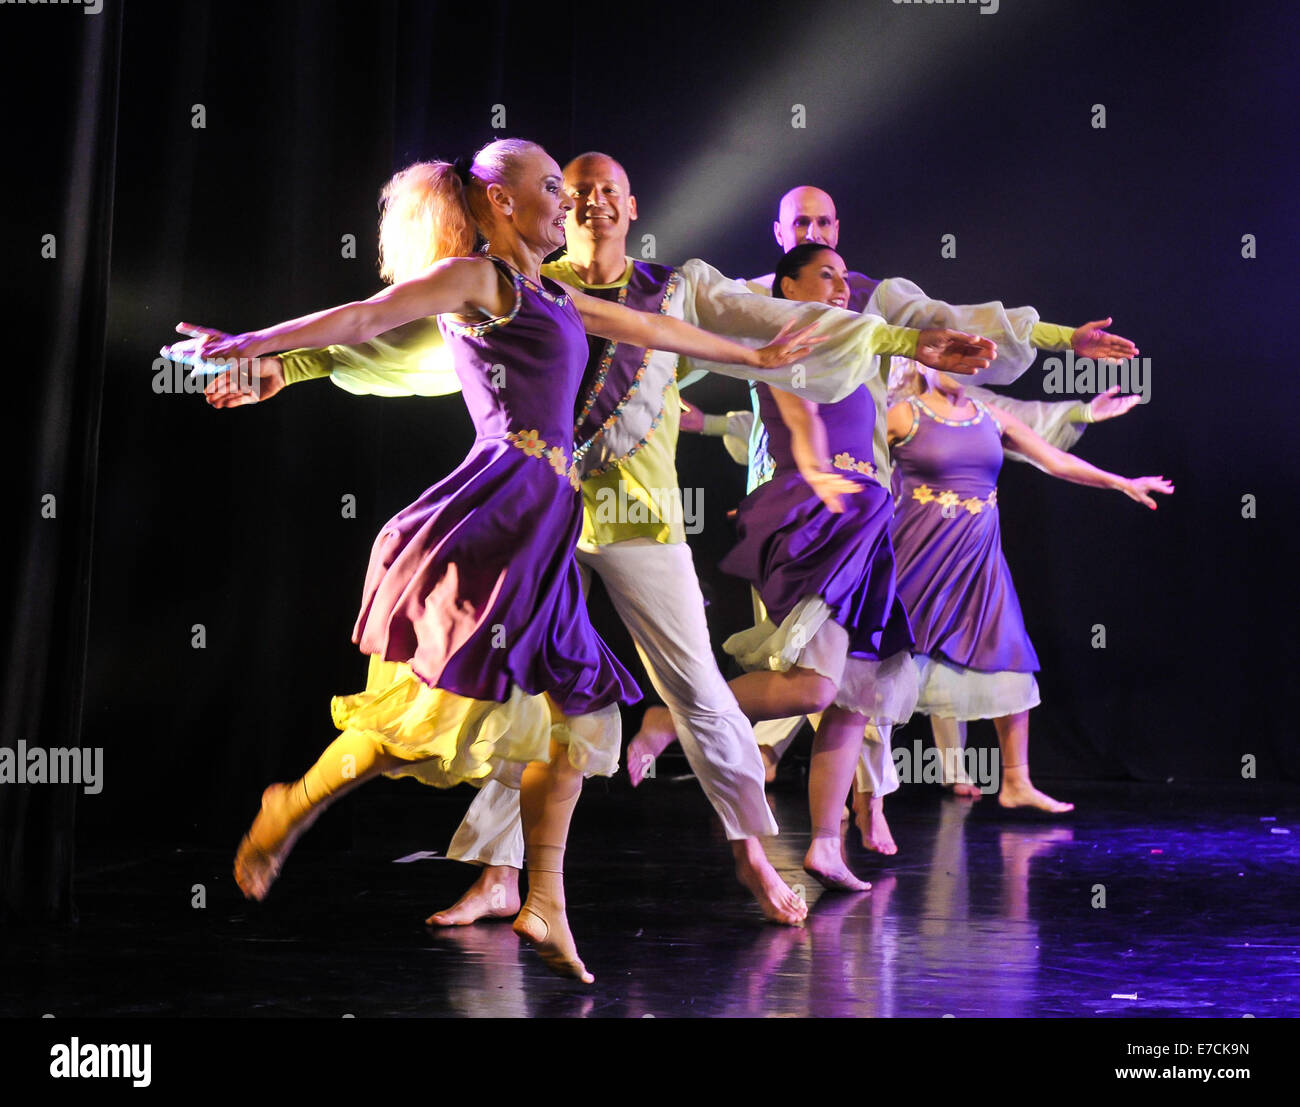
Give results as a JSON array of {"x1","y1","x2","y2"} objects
[
  {"x1": 720, "y1": 382, "x2": 917, "y2": 722},
  {"x1": 333, "y1": 259, "x2": 641, "y2": 787},
  {"x1": 890, "y1": 394, "x2": 1040, "y2": 719}
]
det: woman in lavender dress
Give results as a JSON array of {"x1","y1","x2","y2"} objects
[
  {"x1": 887, "y1": 363, "x2": 1173, "y2": 812},
  {"x1": 183, "y1": 139, "x2": 820, "y2": 982}
]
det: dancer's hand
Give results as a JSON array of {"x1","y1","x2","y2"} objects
[
  {"x1": 175, "y1": 325, "x2": 286, "y2": 407},
  {"x1": 1087, "y1": 385, "x2": 1142, "y2": 423},
  {"x1": 750, "y1": 320, "x2": 827, "y2": 369},
  {"x1": 915, "y1": 329, "x2": 996, "y2": 375},
  {"x1": 799, "y1": 466, "x2": 861, "y2": 514},
  {"x1": 178, "y1": 320, "x2": 274, "y2": 360},
  {"x1": 1072, "y1": 317, "x2": 1138, "y2": 361},
  {"x1": 1119, "y1": 474, "x2": 1174, "y2": 509}
]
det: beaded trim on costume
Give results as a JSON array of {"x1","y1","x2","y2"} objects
[
  {"x1": 895, "y1": 397, "x2": 922, "y2": 447},
  {"x1": 577, "y1": 371, "x2": 679, "y2": 478},
  {"x1": 572, "y1": 270, "x2": 682, "y2": 474},
  {"x1": 574, "y1": 284, "x2": 630, "y2": 429},
  {"x1": 514, "y1": 270, "x2": 570, "y2": 306},
  {"x1": 505, "y1": 428, "x2": 581, "y2": 490},
  {"x1": 915, "y1": 394, "x2": 987, "y2": 427},
  {"x1": 910, "y1": 483, "x2": 998, "y2": 515},
  {"x1": 440, "y1": 258, "x2": 523, "y2": 338},
  {"x1": 832, "y1": 451, "x2": 877, "y2": 477}
]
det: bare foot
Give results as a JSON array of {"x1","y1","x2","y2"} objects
[
  {"x1": 760, "y1": 745, "x2": 780, "y2": 784},
  {"x1": 627, "y1": 706, "x2": 676, "y2": 786},
  {"x1": 733, "y1": 838, "x2": 807, "y2": 925},
  {"x1": 426, "y1": 865, "x2": 521, "y2": 926},
  {"x1": 999, "y1": 778, "x2": 1074, "y2": 814},
  {"x1": 234, "y1": 782, "x2": 318, "y2": 901},
  {"x1": 852, "y1": 793, "x2": 897, "y2": 855},
  {"x1": 803, "y1": 836, "x2": 872, "y2": 892},
  {"x1": 946, "y1": 781, "x2": 983, "y2": 799},
  {"x1": 513, "y1": 897, "x2": 594, "y2": 984}
]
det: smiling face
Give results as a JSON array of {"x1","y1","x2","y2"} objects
[
  {"x1": 563, "y1": 153, "x2": 637, "y2": 248},
  {"x1": 778, "y1": 247, "x2": 850, "y2": 308},
  {"x1": 483, "y1": 147, "x2": 573, "y2": 253},
  {"x1": 773, "y1": 186, "x2": 840, "y2": 251}
]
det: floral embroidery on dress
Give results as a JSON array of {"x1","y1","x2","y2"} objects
[
  {"x1": 502, "y1": 429, "x2": 580, "y2": 489},
  {"x1": 911, "y1": 483, "x2": 997, "y2": 515},
  {"x1": 509, "y1": 428, "x2": 546, "y2": 457},
  {"x1": 832, "y1": 451, "x2": 877, "y2": 477}
]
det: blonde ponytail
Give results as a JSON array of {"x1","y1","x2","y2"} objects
[
  {"x1": 377, "y1": 138, "x2": 550, "y2": 285},
  {"x1": 378, "y1": 161, "x2": 477, "y2": 284}
]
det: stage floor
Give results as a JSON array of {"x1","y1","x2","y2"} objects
[{"x1": 4, "y1": 773, "x2": 1297, "y2": 1019}]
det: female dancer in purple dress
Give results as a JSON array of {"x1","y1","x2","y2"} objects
[
  {"x1": 710, "y1": 243, "x2": 993, "y2": 891},
  {"x1": 182, "y1": 139, "x2": 821, "y2": 982},
  {"x1": 887, "y1": 362, "x2": 1173, "y2": 811}
]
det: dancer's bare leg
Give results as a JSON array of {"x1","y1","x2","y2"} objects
[
  {"x1": 732, "y1": 837, "x2": 808, "y2": 925},
  {"x1": 729, "y1": 668, "x2": 835, "y2": 723},
  {"x1": 426, "y1": 865, "x2": 521, "y2": 926},
  {"x1": 235, "y1": 730, "x2": 407, "y2": 901},
  {"x1": 726, "y1": 669, "x2": 870, "y2": 889},
  {"x1": 852, "y1": 726, "x2": 897, "y2": 854},
  {"x1": 932, "y1": 716, "x2": 980, "y2": 798},
  {"x1": 628, "y1": 706, "x2": 806, "y2": 924},
  {"x1": 630, "y1": 671, "x2": 822, "y2": 785},
  {"x1": 805, "y1": 707, "x2": 873, "y2": 891},
  {"x1": 993, "y1": 711, "x2": 1074, "y2": 813},
  {"x1": 852, "y1": 793, "x2": 896, "y2": 855},
  {"x1": 513, "y1": 736, "x2": 593, "y2": 983}
]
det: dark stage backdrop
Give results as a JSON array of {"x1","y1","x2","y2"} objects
[{"x1": 4, "y1": 0, "x2": 1298, "y2": 903}]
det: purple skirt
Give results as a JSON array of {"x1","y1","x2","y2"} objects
[
  {"x1": 721, "y1": 470, "x2": 914, "y2": 662},
  {"x1": 891, "y1": 495, "x2": 1038, "y2": 673},
  {"x1": 353, "y1": 437, "x2": 641, "y2": 716}
]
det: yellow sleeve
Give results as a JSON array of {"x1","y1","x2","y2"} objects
[
  {"x1": 275, "y1": 318, "x2": 460, "y2": 397},
  {"x1": 279, "y1": 348, "x2": 335, "y2": 386},
  {"x1": 1031, "y1": 321, "x2": 1076, "y2": 350}
]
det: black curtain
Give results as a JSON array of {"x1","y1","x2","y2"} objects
[{"x1": 1, "y1": 2, "x2": 122, "y2": 923}]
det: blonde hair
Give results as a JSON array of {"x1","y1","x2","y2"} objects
[{"x1": 377, "y1": 138, "x2": 548, "y2": 284}]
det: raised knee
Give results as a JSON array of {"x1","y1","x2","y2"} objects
[{"x1": 794, "y1": 673, "x2": 837, "y2": 715}]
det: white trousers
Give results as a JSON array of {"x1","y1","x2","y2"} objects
[
  {"x1": 448, "y1": 539, "x2": 778, "y2": 868},
  {"x1": 753, "y1": 716, "x2": 900, "y2": 797}
]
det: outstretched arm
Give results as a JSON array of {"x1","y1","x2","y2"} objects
[
  {"x1": 672, "y1": 260, "x2": 992, "y2": 402},
  {"x1": 570, "y1": 288, "x2": 824, "y2": 370},
  {"x1": 870, "y1": 278, "x2": 1138, "y2": 385},
  {"x1": 995, "y1": 405, "x2": 1174, "y2": 510},
  {"x1": 176, "y1": 318, "x2": 459, "y2": 409},
  {"x1": 190, "y1": 257, "x2": 508, "y2": 360},
  {"x1": 973, "y1": 383, "x2": 1141, "y2": 469}
]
